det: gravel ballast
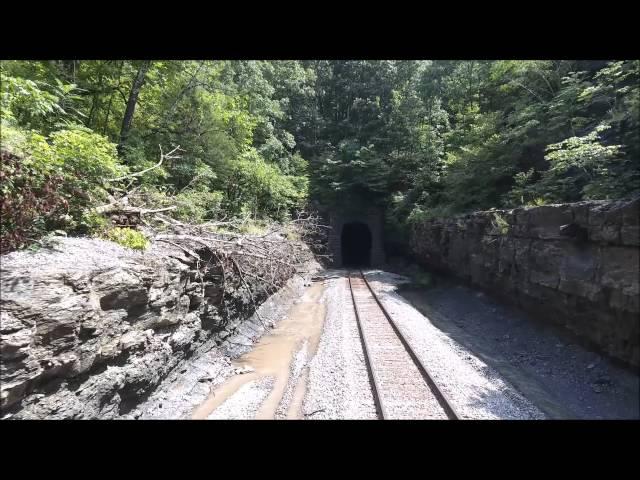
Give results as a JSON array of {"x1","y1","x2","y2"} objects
[
  {"x1": 274, "y1": 340, "x2": 309, "y2": 419},
  {"x1": 302, "y1": 272, "x2": 378, "y2": 420},
  {"x1": 364, "y1": 270, "x2": 545, "y2": 419},
  {"x1": 208, "y1": 376, "x2": 275, "y2": 420},
  {"x1": 133, "y1": 267, "x2": 637, "y2": 420},
  {"x1": 350, "y1": 275, "x2": 448, "y2": 419},
  {"x1": 396, "y1": 273, "x2": 639, "y2": 419}
]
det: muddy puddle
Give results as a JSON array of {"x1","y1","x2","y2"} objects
[{"x1": 191, "y1": 281, "x2": 326, "y2": 419}]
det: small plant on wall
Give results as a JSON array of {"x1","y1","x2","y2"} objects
[
  {"x1": 104, "y1": 227, "x2": 149, "y2": 250},
  {"x1": 490, "y1": 212, "x2": 510, "y2": 236}
]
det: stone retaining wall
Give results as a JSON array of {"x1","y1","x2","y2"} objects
[{"x1": 410, "y1": 198, "x2": 640, "y2": 367}]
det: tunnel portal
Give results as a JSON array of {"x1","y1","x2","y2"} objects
[
  {"x1": 325, "y1": 205, "x2": 385, "y2": 268},
  {"x1": 341, "y1": 222, "x2": 372, "y2": 267}
]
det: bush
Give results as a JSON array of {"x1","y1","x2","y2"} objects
[
  {"x1": 407, "y1": 203, "x2": 455, "y2": 224},
  {"x1": 508, "y1": 125, "x2": 639, "y2": 204},
  {"x1": 0, "y1": 149, "x2": 68, "y2": 253},
  {"x1": 104, "y1": 227, "x2": 149, "y2": 250},
  {"x1": 47, "y1": 126, "x2": 125, "y2": 195},
  {"x1": 78, "y1": 210, "x2": 110, "y2": 235},
  {"x1": 224, "y1": 149, "x2": 308, "y2": 221},
  {"x1": 0, "y1": 75, "x2": 80, "y2": 132},
  {"x1": 490, "y1": 212, "x2": 510, "y2": 235},
  {"x1": 235, "y1": 220, "x2": 269, "y2": 236},
  {"x1": 1, "y1": 121, "x2": 127, "y2": 250},
  {"x1": 174, "y1": 189, "x2": 224, "y2": 223}
]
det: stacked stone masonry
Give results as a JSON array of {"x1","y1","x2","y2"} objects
[
  {"x1": 410, "y1": 197, "x2": 640, "y2": 367},
  {"x1": 327, "y1": 207, "x2": 385, "y2": 267}
]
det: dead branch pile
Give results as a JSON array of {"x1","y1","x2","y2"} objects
[
  {"x1": 148, "y1": 215, "x2": 327, "y2": 328},
  {"x1": 149, "y1": 211, "x2": 328, "y2": 281},
  {"x1": 94, "y1": 144, "x2": 332, "y2": 320},
  {"x1": 95, "y1": 145, "x2": 182, "y2": 227}
]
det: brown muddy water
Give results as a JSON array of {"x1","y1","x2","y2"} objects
[{"x1": 191, "y1": 281, "x2": 326, "y2": 419}]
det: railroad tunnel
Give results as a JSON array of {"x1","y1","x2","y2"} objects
[
  {"x1": 341, "y1": 221, "x2": 372, "y2": 267},
  {"x1": 325, "y1": 205, "x2": 385, "y2": 267}
]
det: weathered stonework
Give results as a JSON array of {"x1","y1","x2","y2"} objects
[
  {"x1": 410, "y1": 197, "x2": 640, "y2": 367},
  {"x1": 327, "y1": 206, "x2": 385, "y2": 267}
]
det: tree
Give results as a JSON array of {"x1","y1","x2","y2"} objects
[
  {"x1": 2, "y1": 59, "x2": 637, "y2": 253},
  {"x1": 118, "y1": 60, "x2": 152, "y2": 155}
]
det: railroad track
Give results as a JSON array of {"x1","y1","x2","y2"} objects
[{"x1": 348, "y1": 270, "x2": 461, "y2": 420}]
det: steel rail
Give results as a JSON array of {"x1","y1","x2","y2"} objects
[
  {"x1": 350, "y1": 269, "x2": 461, "y2": 420},
  {"x1": 348, "y1": 273, "x2": 387, "y2": 419}
]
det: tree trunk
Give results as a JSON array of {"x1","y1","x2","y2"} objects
[
  {"x1": 61, "y1": 60, "x2": 77, "y2": 82},
  {"x1": 87, "y1": 63, "x2": 106, "y2": 129},
  {"x1": 118, "y1": 60, "x2": 151, "y2": 156},
  {"x1": 104, "y1": 61, "x2": 125, "y2": 136}
]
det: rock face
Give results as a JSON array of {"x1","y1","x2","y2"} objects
[
  {"x1": 0, "y1": 236, "x2": 308, "y2": 419},
  {"x1": 410, "y1": 197, "x2": 640, "y2": 367}
]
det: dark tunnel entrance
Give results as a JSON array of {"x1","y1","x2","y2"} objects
[{"x1": 341, "y1": 222, "x2": 372, "y2": 267}]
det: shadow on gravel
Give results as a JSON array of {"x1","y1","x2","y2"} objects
[
  {"x1": 315, "y1": 268, "x2": 639, "y2": 419},
  {"x1": 463, "y1": 365, "x2": 547, "y2": 420},
  {"x1": 391, "y1": 277, "x2": 640, "y2": 420}
]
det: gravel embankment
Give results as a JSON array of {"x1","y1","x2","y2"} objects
[
  {"x1": 302, "y1": 272, "x2": 377, "y2": 420},
  {"x1": 208, "y1": 376, "x2": 275, "y2": 420},
  {"x1": 274, "y1": 340, "x2": 309, "y2": 419},
  {"x1": 135, "y1": 348, "x2": 233, "y2": 420},
  {"x1": 397, "y1": 276, "x2": 639, "y2": 419}
]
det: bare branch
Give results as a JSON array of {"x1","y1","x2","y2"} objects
[{"x1": 108, "y1": 145, "x2": 182, "y2": 182}]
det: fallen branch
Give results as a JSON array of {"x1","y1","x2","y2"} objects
[
  {"x1": 155, "y1": 238, "x2": 201, "y2": 261},
  {"x1": 231, "y1": 257, "x2": 265, "y2": 325},
  {"x1": 108, "y1": 145, "x2": 182, "y2": 182},
  {"x1": 304, "y1": 409, "x2": 326, "y2": 417},
  {"x1": 95, "y1": 203, "x2": 177, "y2": 216},
  {"x1": 140, "y1": 206, "x2": 177, "y2": 214}
]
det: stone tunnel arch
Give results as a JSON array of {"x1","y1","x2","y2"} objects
[
  {"x1": 341, "y1": 222, "x2": 372, "y2": 267},
  {"x1": 326, "y1": 206, "x2": 385, "y2": 268}
]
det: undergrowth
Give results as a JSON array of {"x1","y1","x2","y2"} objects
[{"x1": 104, "y1": 227, "x2": 148, "y2": 250}]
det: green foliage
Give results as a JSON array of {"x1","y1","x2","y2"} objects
[
  {"x1": 78, "y1": 211, "x2": 110, "y2": 235},
  {"x1": 2, "y1": 59, "x2": 637, "y2": 253},
  {"x1": 0, "y1": 73, "x2": 85, "y2": 132},
  {"x1": 1, "y1": 60, "x2": 318, "y2": 252},
  {"x1": 298, "y1": 59, "x2": 638, "y2": 226},
  {"x1": 235, "y1": 221, "x2": 269, "y2": 236},
  {"x1": 511, "y1": 124, "x2": 638, "y2": 203},
  {"x1": 406, "y1": 202, "x2": 455, "y2": 224},
  {"x1": 7, "y1": 123, "x2": 125, "y2": 227},
  {"x1": 1, "y1": 116, "x2": 125, "y2": 249},
  {"x1": 540, "y1": 125, "x2": 623, "y2": 201},
  {"x1": 47, "y1": 127, "x2": 125, "y2": 191},
  {"x1": 490, "y1": 213, "x2": 510, "y2": 235},
  {"x1": 174, "y1": 190, "x2": 224, "y2": 223},
  {"x1": 105, "y1": 227, "x2": 149, "y2": 250},
  {"x1": 224, "y1": 149, "x2": 308, "y2": 221}
]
